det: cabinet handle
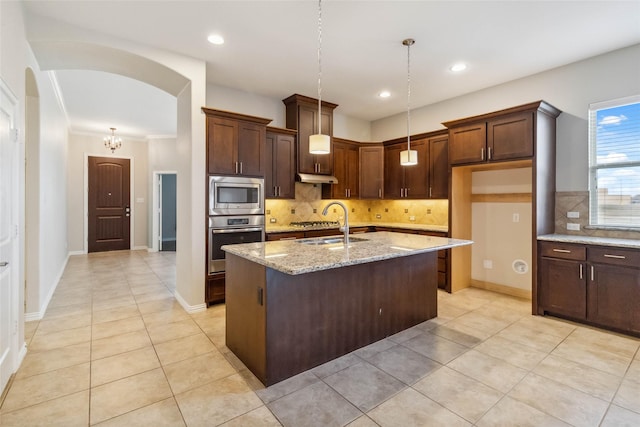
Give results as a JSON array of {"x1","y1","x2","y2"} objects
[
  {"x1": 603, "y1": 254, "x2": 626, "y2": 259},
  {"x1": 579, "y1": 264, "x2": 583, "y2": 280},
  {"x1": 239, "y1": 162, "x2": 243, "y2": 174},
  {"x1": 235, "y1": 162, "x2": 239, "y2": 174},
  {"x1": 488, "y1": 147, "x2": 492, "y2": 160},
  {"x1": 278, "y1": 186, "x2": 281, "y2": 197},
  {"x1": 552, "y1": 249, "x2": 571, "y2": 253},
  {"x1": 378, "y1": 188, "x2": 382, "y2": 198},
  {"x1": 591, "y1": 265, "x2": 594, "y2": 281},
  {"x1": 405, "y1": 188, "x2": 409, "y2": 197},
  {"x1": 345, "y1": 189, "x2": 348, "y2": 198},
  {"x1": 348, "y1": 189, "x2": 351, "y2": 198},
  {"x1": 429, "y1": 187, "x2": 432, "y2": 198},
  {"x1": 481, "y1": 147, "x2": 485, "y2": 160},
  {"x1": 257, "y1": 287, "x2": 263, "y2": 305}
]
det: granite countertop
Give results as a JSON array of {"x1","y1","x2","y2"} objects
[
  {"x1": 266, "y1": 222, "x2": 449, "y2": 234},
  {"x1": 538, "y1": 234, "x2": 640, "y2": 249},
  {"x1": 222, "y1": 231, "x2": 471, "y2": 275}
]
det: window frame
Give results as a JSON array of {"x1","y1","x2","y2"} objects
[{"x1": 588, "y1": 94, "x2": 640, "y2": 229}]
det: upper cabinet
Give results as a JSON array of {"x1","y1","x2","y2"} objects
[
  {"x1": 444, "y1": 102, "x2": 558, "y2": 166},
  {"x1": 283, "y1": 94, "x2": 338, "y2": 175},
  {"x1": 384, "y1": 130, "x2": 448, "y2": 200},
  {"x1": 322, "y1": 138, "x2": 359, "y2": 199},
  {"x1": 266, "y1": 127, "x2": 297, "y2": 199},
  {"x1": 359, "y1": 144, "x2": 384, "y2": 199},
  {"x1": 202, "y1": 108, "x2": 272, "y2": 177}
]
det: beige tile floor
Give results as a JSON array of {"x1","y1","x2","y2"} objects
[{"x1": 1, "y1": 250, "x2": 639, "y2": 426}]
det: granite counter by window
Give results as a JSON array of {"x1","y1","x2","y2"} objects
[
  {"x1": 538, "y1": 234, "x2": 640, "y2": 249},
  {"x1": 222, "y1": 231, "x2": 471, "y2": 275}
]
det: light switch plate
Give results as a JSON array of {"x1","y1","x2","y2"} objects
[
  {"x1": 567, "y1": 223, "x2": 580, "y2": 231},
  {"x1": 567, "y1": 211, "x2": 580, "y2": 219}
]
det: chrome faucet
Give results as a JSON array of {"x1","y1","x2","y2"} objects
[{"x1": 322, "y1": 201, "x2": 349, "y2": 246}]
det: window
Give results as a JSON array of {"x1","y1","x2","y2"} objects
[{"x1": 589, "y1": 95, "x2": 640, "y2": 228}]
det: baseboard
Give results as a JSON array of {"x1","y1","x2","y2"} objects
[
  {"x1": 132, "y1": 245, "x2": 148, "y2": 251},
  {"x1": 26, "y1": 253, "x2": 71, "y2": 321},
  {"x1": 17, "y1": 342, "x2": 27, "y2": 367},
  {"x1": 68, "y1": 250, "x2": 86, "y2": 256},
  {"x1": 469, "y1": 279, "x2": 532, "y2": 300},
  {"x1": 174, "y1": 290, "x2": 207, "y2": 314}
]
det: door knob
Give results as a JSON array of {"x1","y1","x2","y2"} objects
[{"x1": 0, "y1": 261, "x2": 8, "y2": 267}]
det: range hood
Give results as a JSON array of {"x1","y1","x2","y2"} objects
[{"x1": 297, "y1": 173, "x2": 339, "y2": 185}]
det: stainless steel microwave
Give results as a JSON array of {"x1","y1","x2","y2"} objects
[{"x1": 208, "y1": 175, "x2": 264, "y2": 216}]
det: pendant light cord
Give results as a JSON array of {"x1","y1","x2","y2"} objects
[
  {"x1": 317, "y1": 0, "x2": 323, "y2": 134},
  {"x1": 406, "y1": 39, "x2": 412, "y2": 152}
]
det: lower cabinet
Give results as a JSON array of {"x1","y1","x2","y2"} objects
[
  {"x1": 206, "y1": 272, "x2": 226, "y2": 305},
  {"x1": 538, "y1": 240, "x2": 640, "y2": 335}
]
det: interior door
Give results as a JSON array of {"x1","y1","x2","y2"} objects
[
  {"x1": 0, "y1": 80, "x2": 17, "y2": 395},
  {"x1": 88, "y1": 156, "x2": 131, "y2": 252},
  {"x1": 159, "y1": 173, "x2": 176, "y2": 251}
]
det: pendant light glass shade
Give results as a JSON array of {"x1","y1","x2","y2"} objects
[
  {"x1": 400, "y1": 148, "x2": 418, "y2": 165},
  {"x1": 309, "y1": 0, "x2": 330, "y2": 155},
  {"x1": 400, "y1": 38, "x2": 416, "y2": 166},
  {"x1": 309, "y1": 133, "x2": 331, "y2": 154}
]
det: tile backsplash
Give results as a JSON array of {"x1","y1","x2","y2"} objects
[
  {"x1": 265, "y1": 183, "x2": 449, "y2": 226},
  {"x1": 555, "y1": 191, "x2": 640, "y2": 240}
]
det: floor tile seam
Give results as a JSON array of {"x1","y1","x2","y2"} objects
[
  {"x1": 548, "y1": 346, "x2": 633, "y2": 380},
  {"x1": 90, "y1": 364, "x2": 163, "y2": 390},
  {"x1": 156, "y1": 349, "x2": 220, "y2": 371},
  {"x1": 440, "y1": 314, "x2": 512, "y2": 343},
  {"x1": 86, "y1": 396, "x2": 185, "y2": 427},
  {"x1": 219, "y1": 405, "x2": 283, "y2": 427},
  {"x1": 472, "y1": 394, "x2": 569, "y2": 427},
  {"x1": 0, "y1": 384, "x2": 91, "y2": 416},
  {"x1": 295, "y1": 374, "x2": 367, "y2": 419}
]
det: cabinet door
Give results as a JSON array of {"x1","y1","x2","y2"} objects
[
  {"x1": 274, "y1": 134, "x2": 296, "y2": 199},
  {"x1": 487, "y1": 112, "x2": 533, "y2": 161},
  {"x1": 207, "y1": 116, "x2": 238, "y2": 175},
  {"x1": 589, "y1": 263, "x2": 640, "y2": 332},
  {"x1": 345, "y1": 144, "x2": 359, "y2": 198},
  {"x1": 539, "y1": 257, "x2": 586, "y2": 319},
  {"x1": 331, "y1": 143, "x2": 349, "y2": 198},
  {"x1": 265, "y1": 133, "x2": 276, "y2": 197},
  {"x1": 403, "y1": 138, "x2": 429, "y2": 199},
  {"x1": 315, "y1": 109, "x2": 334, "y2": 174},
  {"x1": 237, "y1": 121, "x2": 266, "y2": 176},
  {"x1": 297, "y1": 105, "x2": 333, "y2": 174},
  {"x1": 428, "y1": 135, "x2": 449, "y2": 199},
  {"x1": 359, "y1": 146, "x2": 383, "y2": 199},
  {"x1": 449, "y1": 122, "x2": 486, "y2": 165},
  {"x1": 384, "y1": 144, "x2": 404, "y2": 199}
]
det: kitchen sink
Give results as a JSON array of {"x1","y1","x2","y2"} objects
[{"x1": 295, "y1": 236, "x2": 369, "y2": 245}]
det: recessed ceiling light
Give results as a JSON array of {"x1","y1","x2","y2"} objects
[
  {"x1": 207, "y1": 34, "x2": 225, "y2": 45},
  {"x1": 378, "y1": 91, "x2": 391, "y2": 98},
  {"x1": 450, "y1": 63, "x2": 467, "y2": 72}
]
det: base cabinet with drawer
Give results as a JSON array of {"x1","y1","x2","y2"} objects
[{"x1": 538, "y1": 240, "x2": 640, "y2": 335}]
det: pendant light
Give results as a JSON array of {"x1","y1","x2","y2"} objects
[
  {"x1": 309, "y1": 0, "x2": 331, "y2": 155},
  {"x1": 400, "y1": 38, "x2": 417, "y2": 166},
  {"x1": 104, "y1": 127, "x2": 122, "y2": 153}
]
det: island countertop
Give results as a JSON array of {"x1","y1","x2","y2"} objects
[{"x1": 222, "y1": 231, "x2": 472, "y2": 275}]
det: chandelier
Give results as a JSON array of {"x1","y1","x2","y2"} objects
[
  {"x1": 104, "y1": 127, "x2": 122, "y2": 153},
  {"x1": 309, "y1": 0, "x2": 331, "y2": 155}
]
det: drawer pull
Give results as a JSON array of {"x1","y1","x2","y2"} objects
[
  {"x1": 579, "y1": 264, "x2": 583, "y2": 280},
  {"x1": 603, "y1": 254, "x2": 626, "y2": 259},
  {"x1": 552, "y1": 249, "x2": 571, "y2": 253}
]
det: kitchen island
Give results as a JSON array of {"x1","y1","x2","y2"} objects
[{"x1": 222, "y1": 231, "x2": 472, "y2": 386}]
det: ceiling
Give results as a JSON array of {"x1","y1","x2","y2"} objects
[{"x1": 22, "y1": 0, "x2": 640, "y2": 139}]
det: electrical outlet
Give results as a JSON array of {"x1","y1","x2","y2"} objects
[
  {"x1": 567, "y1": 211, "x2": 580, "y2": 219},
  {"x1": 409, "y1": 216, "x2": 416, "y2": 221},
  {"x1": 404, "y1": 209, "x2": 409, "y2": 213},
  {"x1": 513, "y1": 213, "x2": 520, "y2": 223},
  {"x1": 483, "y1": 260, "x2": 493, "y2": 269},
  {"x1": 427, "y1": 209, "x2": 432, "y2": 214},
  {"x1": 567, "y1": 223, "x2": 580, "y2": 231},
  {"x1": 375, "y1": 214, "x2": 382, "y2": 219},
  {"x1": 269, "y1": 218, "x2": 277, "y2": 223}
]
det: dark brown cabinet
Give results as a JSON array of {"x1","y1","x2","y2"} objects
[
  {"x1": 202, "y1": 108, "x2": 271, "y2": 177},
  {"x1": 206, "y1": 272, "x2": 226, "y2": 305},
  {"x1": 384, "y1": 138, "x2": 429, "y2": 199},
  {"x1": 323, "y1": 139, "x2": 359, "y2": 199},
  {"x1": 266, "y1": 127, "x2": 296, "y2": 199},
  {"x1": 538, "y1": 240, "x2": 640, "y2": 335},
  {"x1": 447, "y1": 110, "x2": 534, "y2": 166},
  {"x1": 283, "y1": 94, "x2": 337, "y2": 175},
  {"x1": 359, "y1": 145, "x2": 384, "y2": 199},
  {"x1": 428, "y1": 133, "x2": 449, "y2": 199}
]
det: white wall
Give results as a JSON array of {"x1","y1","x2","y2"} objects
[
  {"x1": 67, "y1": 133, "x2": 149, "y2": 252},
  {"x1": 206, "y1": 83, "x2": 372, "y2": 141},
  {"x1": 372, "y1": 44, "x2": 640, "y2": 191}
]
